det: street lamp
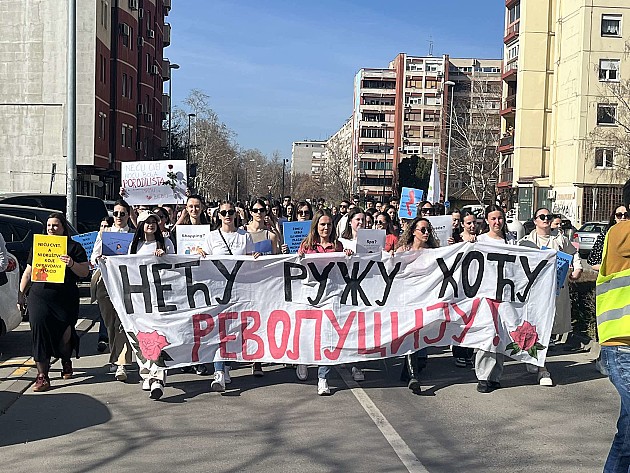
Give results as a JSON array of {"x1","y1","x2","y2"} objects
[
  {"x1": 187, "y1": 113, "x2": 196, "y2": 188},
  {"x1": 444, "y1": 80, "x2": 456, "y2": 204},
  {"x1": 167, "y1": 61, "x2": 180, "y2": 160},
  {"x1": 282, "y1": 158, "x2": 288, "y2": 198},
  {"x1": 381, "y1": 122, "x2": 388, "y2": 200}
]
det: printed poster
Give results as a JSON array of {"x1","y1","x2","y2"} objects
[
  {"x1": 176, "y1": 225, "x2": 211, "y2": 255},
  {"x1": 556, "y1": 250, "x2": 573, "y2": 295},
  {"x1": 427, "y1": 215, "x2": 453, "y2": 247},
  {"x1": 356, "y1": 229, "x2": 386, "y2": 254},
  {"x1": 399, "y1": 187, "x2": 423, "y2": 220},
  {"x1": 102, "y1": 232, "x2": 134, "y2": 256},
  {"x1": 31, "y1": 234, "x2": 67, "y2": 283},
  {"x1": 282, "y1": 221, "x2": 311, "y2": 253},
  {"x1": 71, "y1": 232, "x2": 98, "y2": 266},
  {"x1": 254, "y1": 239, "x2": 273, "y2": 255},
  {"x1": 121, "y1": 160, "x2": 187, "y2": 205}
]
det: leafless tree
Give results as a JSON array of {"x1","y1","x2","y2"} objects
[{"x1": 320, "y1": 134, "x2": 352, "y2": 203}]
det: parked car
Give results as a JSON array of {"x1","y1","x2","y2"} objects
[
  {"x1": 0, "y1": 253, "x2": 21, "y2": 336},
  {"x1": 0, "y1": 204, "x2": 79, "y2": 236},
  {"x1": 574, "y1": 221, "x2": 608, "y2": 258},
  {"x1": 0, "y1": 194, "x2": 108, "y2": 233},
  {"x1": 0, "y1": 215, "x2": 44, "y2": 272}
]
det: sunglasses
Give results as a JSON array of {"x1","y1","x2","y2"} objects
[
  {"x1": 340, "y1": 205, "x2": 348, "y2": 208},
  {"x1": 251, "y1": 207, "x2": 266, "y2": 213},
  {"x1": 421, "y1": 208, "x2": 434, "y2": 215},
  {"x1": 219, "y1": 209, "x2": 236, "y2": 217},
  {"x1": 616, "y1": 212, "x2": 630, "y2": 219},
  {"x1": 298, "y1": 210, "x2": 311, "y2": 216},
  {"x1": 376, "y1": 220, "x2": 387, "y2": 225},
  {"x1": 415, "y1": 226, "x2": 429, "y2": 234},
  {"x1": 113, "y1": 211, "x2": 127, "y2": 217},
  {"x1": 536, "y1": 214, "x2": 554, "y2": 221}
]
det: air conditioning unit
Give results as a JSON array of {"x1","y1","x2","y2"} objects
[
  {"x1": 138, "y1": 8, "x2": 144, "y2": 19},
  {"x1": 135, "y1": 141, "x2": 143, "y2": 151},
  {"x1": 145, "y1": 113, "x2": 153, "y2": 123},
  {"x1": 547, "y1": 189, "x2": 556, "y2": 200},
  {"x1": 129, "y1": 0, "x2": 138, "y2": 10},
  {"x1": 136, "y1": 103, "x2": 145, "y2": 114},
  {"x1": 120, "y1": 24, "x2": 130, "y2": 36},
  {"x1": 147, "y1": 29, "x2": 155, "y2": 39},
  {"x1": 151, "y1": 64, "x2": 158, "y2": 75},
  {"x1": 137, "y1": 37, "x2": 145, "y2": 47}
]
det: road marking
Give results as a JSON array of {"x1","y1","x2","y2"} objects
[{"x1": 336, "y1": 367, "x2": 430, "y2": 473}]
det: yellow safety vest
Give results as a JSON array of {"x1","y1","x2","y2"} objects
[{"x1": 596, "y1": 231, "x2": 630, "y2": 343}]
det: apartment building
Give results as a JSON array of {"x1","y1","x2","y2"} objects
[
  {"x1": 0, "y1": 0, "x2": 171, "y2": 199},
  {"x1": 498, "y1": 0, "x2": 630, "y2": 224},
  {"x1": 291, "y1": 140, "x2": 326, "y2": 182}
]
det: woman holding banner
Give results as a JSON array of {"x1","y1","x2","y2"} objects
[
  {"x1": 520, "y1": 207, "x2": 582, "y2": 387},
  {"x1": 374, "y1": 212, "x2": 399, "y2": 252},
  {"x1": 198, "y1": 201, "x2": 259, "y2": 391},
  {"x1": 19, "y1": 213, "x2": 89, "y2": 392},
  {"x1": 246, "y1": 198, "x2": 279, "y2": 255},
  {"x1": 295, "y1": 209, "x2": 350, "y2": 394},
  {"x1": 281, "y1": 201, "x2": 312, "y2": 254},
  {"x1": 128, "y1": 211, "x2": 175, "y2": 400},
  {"x1": 395, "y1": 217, "x2": 438, "y2": 394}
]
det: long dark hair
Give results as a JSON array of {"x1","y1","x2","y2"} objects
[
  {"x1": 374, "y1": 212, "x2": 395, "y2": 235},
  {"x1": 296, "y1": 200, "x2": 313, "y2": 220},
  {"x1": 341, "y1": 207, "x2": 365, "y2": 239},
  {"x1": 301, "y1": 209, "x2": 338, "y2": 251},
  {"x1": 396, "y1": 217, "x2": 438, "y2": 249},
  {"x1": 182, "y1": 195, "x2": 209, "y2": 225},
  {"x1": 608, "y1": 204, "x2": 627, "y2": 229},
  {"x1": 47, "y1": 212, "x2": 71, "y2": 236},
  {"x1": 130, "y1": 214, "x2": 166, "y2": 254},
  {"x1": 482, "y1": 204, "x2": 508, "y2": 242}
]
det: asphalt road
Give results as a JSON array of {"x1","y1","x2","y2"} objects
[{"x1": 0, "y1": 296, "x2": 618, "y2": 473}]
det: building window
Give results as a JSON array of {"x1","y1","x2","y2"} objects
[
  {"x1": 424, "y1": 111, "x2": 439, "y2": 122},
  {"x1": 595, "y1": 148, "x2": 614, "y2": 168},
  {"x1": 423, "y1": 128, "x2": 437, "y2": 139},
  {"x1": 425, "y1": 96, "x2": 439, "y2": 106},
  {"x1": 406, "y1": 79, "x2": 422, "y2": 88},
  {"x1": 602, "y1": 14, "x2": 622, "y2": 37},
  {"x1": 597, "y1": 103, "x2": 617, "y2": 125},
  {"x1": 101, "y1": 1, "x2": 108, "y2": 29},
  {"x1": 508, "y1": 3, "x2": 520, "y2": 24},
  {"x1": 146, "y1": 53, "x2": 151, "y2": 73},
  {"x1": 122, "y1": 73, "x2": 128, "y2": 97},
  {"x1": 121, "y1": 125, "x2": 133, "y2": 148},
  {"x1": 99, "y1": 54, "x2": 106, "y2": 83},
  {"x1": 98, "y1": 112, "x2": 107, "y2": 140},
  {"x1": 425, "y1": 79, "x2": 438, "y2": 89},
  {"x1": 599, "y1": 59, "x2": 620, "y2": 81},
  {"x1": 128, "y1": 76, "x2": 133, "y2": 99}
]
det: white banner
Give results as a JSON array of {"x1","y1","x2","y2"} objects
[
  {"x1": 100, "y1": 241, "x2": 557, "y2": 370},
  {"x1": 121, "y1": 160, "x2": 187, "y2": 205}
]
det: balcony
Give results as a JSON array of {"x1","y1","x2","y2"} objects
[
  {"x1": 163, "y1": 23, "x2": 171, "y2": 47},
  {"x1": 498, "y1": 135, "x2": 514, "y2": 153},
  {"x1": 505, "y1": 0, "x2": 519, "y2": 7},
  {"x1": 498, "y1": 167, "x2": 513, "y2": 186},
  {"x1": 162, "y1": 59, "x2": 171, "y2": 80},
  {"x1": 162, "y1": 93, "x2": 170, "y2": 114},
  {"x1": 500, "y1": 94, "x2": 516, "y2": 116},
  {"x1": 504, "y1": 21, "x2": 520, "y2": 43},
  {"x1": 502, "y1": 61, "x2": 517, "y2": 81}
]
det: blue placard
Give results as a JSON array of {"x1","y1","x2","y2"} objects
[
  {"x1": 71, "y1": 231, "x2": 98, "y2": 263},
  {"x1": 102, "y1": 232, "x2": 134, "y2": 256},
  {"x1": 254, "y1": 239, "x2": 273, "y2": 255},
  {"x1": 282, "y1": 221, "x2": 311, "y2": 253},
  {"x1": 399, "y1": 187, "x2": 423, "y2": 220},
  {"x1": 556, "y1": 250, "x2": 573, "y2": 295}
]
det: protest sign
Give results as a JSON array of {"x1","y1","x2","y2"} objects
[
  {"x1": 283, "y1": 221, "x2": 311, "y2": 253},
  {"x1": 556, "y1": 250, "x2": 573, "y2": 295},
  {"x1": 71, "y1": 232, "x2": 98, "y2": 265},
  {"x1": 356, "y1": 229, "x2": 386, "y2": 254},
  {"x1": 31, "y1": 234, "x2": 67, "y2": 283},
  {"x1": 101, "y1": 241, "x2": 557, "y2": 371},
  {"x1": 427, "y1": 215, "x2": 453, "y2": 247},
  {"x1": 399, "y1": 187, "x2": 423, "y2": 220},
  {"x1": 121, "y1": 160, "x2": 187, "y2": 205},
  {"x1": 254, "y1": 239, "x2": 273, "y2": 255},
  {"x1": 176, "y1": 225, "x2": 211, "y2": 255},
  {"x1": 102, "y1": 232, "x2": 134, "y2": 256}
]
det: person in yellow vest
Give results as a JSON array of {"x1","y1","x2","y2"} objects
[{"x1": 596, "y1": 188, "x2": 630, "y2": 472}]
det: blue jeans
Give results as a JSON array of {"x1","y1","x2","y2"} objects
[
  {"x1": 317, "y1": 366, "x2": 330, "y2": 379},
  {"x1": 97, "y1": 315, "x2": 108, "y2": 341},
  {"x1": 601, "y1": 345, "x2": 630, "y2": 473}
]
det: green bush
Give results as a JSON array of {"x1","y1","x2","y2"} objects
[{"x1": 570, "y1": 281, "x2": 597, "y2": 340}]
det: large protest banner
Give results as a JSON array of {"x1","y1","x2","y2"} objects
[
  {"x1": 100, "y1": 241, "x2": 557, "y2": 371},
  {"x1": 121, "y1": 160, "x2": 187, "y2": 205}
]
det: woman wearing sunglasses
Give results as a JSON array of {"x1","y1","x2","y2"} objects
[
  {"x1": 521, "y1": 207, "x2": 582, "y2": 387},
  {"x1": 395, "y1": 217, "x2": 438, "y2": 393},
  {"x1": 198, "y1": 201, "x2": 259, "y2": 390},
  {"x1": 374, "y1": 212, "x2": 399, "y2": 252},
  {"x1": 588, "y1": 205, "x2": 629, "y2": 272},
  {"x1": 281, "y1": 201, "x2": 313, "y2": 253},
  {"x1": 128, "y1": 211, "x2": 175, "y2": 399},
  {"x1": 246, "y1": 198, "x2": 278, "y2": 255}
]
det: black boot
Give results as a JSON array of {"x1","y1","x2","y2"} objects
[{"x1": 406, "y1": 354, "x2": 422, "y2": 394}]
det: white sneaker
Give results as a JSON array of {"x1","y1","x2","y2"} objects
[
  {"x1": 351, "y1": 367, "x2": 365, "y2": 382},
  {"x1": 317, "y1": 378, "x2": 330, "y2": 395},
  {"x1": 149, "y1": 381, "x2": 164, "y2": 400},
  {"x1": 224, "y1": 365, "x2": 231, "y2": 384},
  {"x1": 526, "y1": 364, "x2": 539, "y2": 374},
  {"x1": 115, "y1": 365, "x2": 127, "y2": 382},
  {"x1": 211, "y1": 371, "x2": 225, "y2": 392},
  {"x1": 141, "y1": 378, "x2": 151, "y2": 391},
  {"x1": 296, "y1": 364, "x2": 308, "y2": 381},
  {"x1": 538, "y1": 370, "x2": 553, "y2": 386}
]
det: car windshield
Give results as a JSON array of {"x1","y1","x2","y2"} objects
[{"x1": 579, "y1": 224, "x2": 604, "y2": 233}]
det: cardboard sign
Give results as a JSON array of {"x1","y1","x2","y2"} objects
[
  {"x1": 282, "y1": 221, "x2": 311, "y2": 253},
  {"x1": 399, "y1": 187, "x2": 423, "y2": 220},
  {"x1": 356, "y1": 229, "x2": 386, "y2": 254},
  {"x1": 121, "y1": 160, "x2": 187, "y2": 205},
  {"x1": 427, "y1": 215, "x2": 453, "y2": 247},
  {"x1": 71, "y1": 232, "x2": 98, "y2": 265},
  {"x1": 31, "y1": 234, "x2": 67, "y2": 283},
  {"x1": 176, "y1": 225, "x2": 211, "y2": 255},
  {"x1": 102, "y1": 232, "x2": 134, "y2": 256}
]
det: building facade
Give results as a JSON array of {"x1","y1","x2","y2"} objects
[
  {"x1": 0, "y1": 0, "x2": 171, "y2": 199},
  {"x1": 291, "y1": 140, "x2": 326, "y2": 182},
  {"x1": 498, "y1": 0, "x2": 630, "y2": 225}
]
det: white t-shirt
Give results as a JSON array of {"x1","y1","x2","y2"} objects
[
  {"x1": 131, "y1": 238, "x2": 175, "y2": 255},
  {"x1": 477, "y1": 232, "x2": 517, "y2": 245},
  {"x1": 202, "y1": 228, "x2": 254, "y2": 256}
]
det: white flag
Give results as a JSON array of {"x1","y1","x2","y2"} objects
[{"x1": 427, "y1": 154, "x2": 441, "y2": 203}]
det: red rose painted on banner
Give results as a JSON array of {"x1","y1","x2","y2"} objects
[
  {"x1": 136, "y1": 331, "x2": 169, "y2": 361},
  {"x1": 505, "y1": 321, "x2": 546, "y2": 359}
]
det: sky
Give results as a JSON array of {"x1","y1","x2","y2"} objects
[{"x1": 167, "y1": 0, "x2": 505, "y2": 160}]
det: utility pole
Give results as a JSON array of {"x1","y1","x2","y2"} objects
[{"x1": 66, "y1": 0, "x2": 77, "y2": 227}]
